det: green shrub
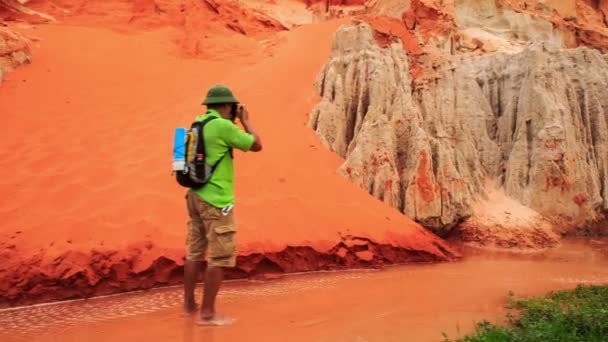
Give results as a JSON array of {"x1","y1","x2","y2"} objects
[{"x1": 443, "y1": 285, "x2": 608, "y2": 342}]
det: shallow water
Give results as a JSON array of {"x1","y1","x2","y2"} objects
[{"x1": 1, "y1": 238, "x2": 606, "y2": 342}]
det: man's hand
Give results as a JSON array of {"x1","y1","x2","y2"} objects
[
  {"x1": 236, "y1": 104, "x2": 249, "y2": 123},
  {"x1": 236, "y1": 104, "x2": 262, "y2": 152}
]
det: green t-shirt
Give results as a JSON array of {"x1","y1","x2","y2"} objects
[{"x1": 192, "y1": 109, "x2": 254, "y2": 208}]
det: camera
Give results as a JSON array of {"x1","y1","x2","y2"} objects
[
  {"x1": 230, "y1": 104, "x2": 245, "y2": 122},
  {"x1": 230, "y1": 104, "x2": 238, "y2": 121}
]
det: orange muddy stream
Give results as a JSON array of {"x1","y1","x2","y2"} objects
[{"x1": 1, "y1": 238, "x2": 607, "y2": 342}]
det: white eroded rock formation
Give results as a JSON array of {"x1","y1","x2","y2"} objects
[
  {"x1": 0, "y1": 27, "x2": 31, "y2": 84},
  {"x1": 310, "y1": 22, "x2": 608, "y2": 244}
]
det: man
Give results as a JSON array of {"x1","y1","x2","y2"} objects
[{"x1": 183, "y1": 85, "x2": 262, "y2": 326}]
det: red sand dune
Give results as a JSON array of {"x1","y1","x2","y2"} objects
[{"x1": 0, "y1": 3, "x2": 457, "y2": 307}]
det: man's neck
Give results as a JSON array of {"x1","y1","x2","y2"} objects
[{"x1": 207, "y1": 109, "x2": 231, "y2": 120}]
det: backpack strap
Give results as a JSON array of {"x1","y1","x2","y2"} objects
[
  {"x1": 196, "y1": 116, "x2": 230, "y2": 174},
  {"x1": 195, "y1": 116, "x2": 217, "y2": 158}
]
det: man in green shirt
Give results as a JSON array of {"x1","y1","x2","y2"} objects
[{"x1": 184, "y1": 85, "x2": 262, "y2": 325}]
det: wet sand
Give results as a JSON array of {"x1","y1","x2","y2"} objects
[{"x1": 1, "y1": 238, "x2": 606, "y2": 342}]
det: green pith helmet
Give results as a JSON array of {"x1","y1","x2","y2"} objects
[{"x1": 202, "y1": 85, "x2": 239, "y2": 105}]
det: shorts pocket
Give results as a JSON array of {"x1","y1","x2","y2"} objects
[
  {"x1": 210, "y1": 225, "x2": 236, "y2": 259},
  {"x1": 202, "y1": 205, "x2": 222, "y2": 220}
]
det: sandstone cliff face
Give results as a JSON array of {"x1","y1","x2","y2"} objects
[
  {"x1": 0, "y1": 27, "x2": 31, "y2": 84},
  {"x1": 501, "y1": 0, "x2": 608, "y2": 51},
  {"x1": 310, "y1": 22, "x2": 608, "y2": 241},
  {"x1": 366, "y1": 0, "x2": 411, "y2": 19},
  {"x1": 455, "y1": 0, "x2": 565, "y2": 51},
  {"x1": 310, "y1": 22, "x2": 484, "y2": 235},
  {"x1": 0, "y1": 0, "x2": 55, "y2": 22},
  {"x1": 463, "y1": 47, "x2": 608, "y2": 222}
]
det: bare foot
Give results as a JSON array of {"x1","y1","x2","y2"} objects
[
  {"x1": 182, "y1": 302, "x2": 198, "y2": 316},
  {"x1": 196, "y1": 314, "x2": 236, "y2": 326}
]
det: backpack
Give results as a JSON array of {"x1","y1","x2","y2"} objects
[{"x1": 174, "y1": 116, "x2": 229, "y2": 190}]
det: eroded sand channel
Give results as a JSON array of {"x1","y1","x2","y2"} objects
[{"x1": 1, "y1": 238, "x2": 606, "y2": 342}]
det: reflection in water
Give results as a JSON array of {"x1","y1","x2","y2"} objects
[{"x1": 0, "y1": 272, "x2": 367, "y2": 340}]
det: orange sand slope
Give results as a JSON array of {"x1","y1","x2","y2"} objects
[{"x1": 0, "y1": 18, "x2": 456, "y2": 307}]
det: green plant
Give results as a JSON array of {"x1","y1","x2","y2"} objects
[{"x1": 442, "y1": 285, "x2": 608, "y2": 342}]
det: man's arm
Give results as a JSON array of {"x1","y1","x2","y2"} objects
[{"x1": 238, "y1": 106, "x2": 262, "y2": 152}]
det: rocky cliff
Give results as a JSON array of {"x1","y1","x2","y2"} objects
[
  {"x1": 0, "y1": 27, "x2": 30, "y2": 84},
  {"x1": 310, "y1": 18, "x2": 608, "y2": 246}
]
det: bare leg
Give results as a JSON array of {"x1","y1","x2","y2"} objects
[
  {"x1": 183, "y1": 260, "x2": 202, "y2": 314},
  {"x1": 201, "y1": 266, "x2": 224, "y2": 319}
]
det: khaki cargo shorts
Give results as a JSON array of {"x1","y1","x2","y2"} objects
[{"x1": 185, "y1": 191, "x2": 237, "y2": 268}]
